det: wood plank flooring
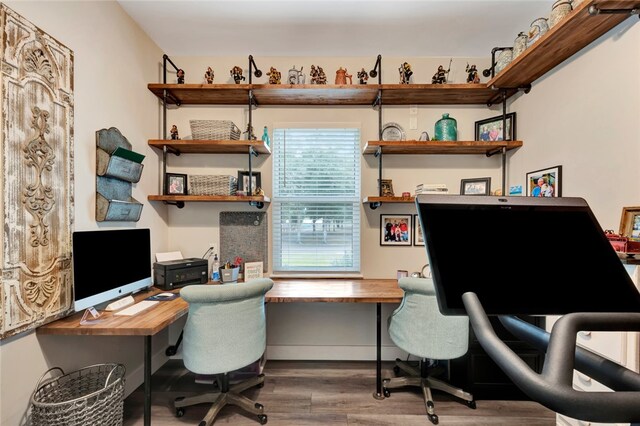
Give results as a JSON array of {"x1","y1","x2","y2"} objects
[{"x1": 124, "y1": 360, "x2": 556, "y2": 425}]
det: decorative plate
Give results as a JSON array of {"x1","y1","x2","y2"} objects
[{"x1": 381, "y1": 122, "x2": 406, "y2": 141}]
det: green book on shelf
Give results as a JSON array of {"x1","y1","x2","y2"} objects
[{"x1": 112, "y1": 147, "x2": 145, "y2": 164}]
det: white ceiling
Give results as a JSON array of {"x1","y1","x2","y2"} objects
[{"x1": 118, "y1": 0, "x2": 552, "y2": 57}]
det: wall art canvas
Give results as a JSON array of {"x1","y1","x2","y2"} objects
[{"x1": 0, "y1": 5, "x2": 74, "y2": 338}]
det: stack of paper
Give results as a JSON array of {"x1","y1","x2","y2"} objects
[{"x1": 415, "y1": 184, "x2": 449, "y2": 195}]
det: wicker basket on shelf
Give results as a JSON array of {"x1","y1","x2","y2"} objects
[
  {"x1": 189, "y1": 120, "x2": 241, "y2": 140},
  {"x1": 189, "y1": 175, "x2": 238, "y2": 196}
]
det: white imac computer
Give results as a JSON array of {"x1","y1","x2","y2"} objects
[{"x1": 73, "y1": 228, "x2": 152, "y2": 311}]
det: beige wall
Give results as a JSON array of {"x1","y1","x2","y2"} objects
[
  {"x1": 509, "y1": 19, "x2": 640, "y2": 225},
  {"x1": 0, "y1": 2, "x2": 166, "y2": 425}
]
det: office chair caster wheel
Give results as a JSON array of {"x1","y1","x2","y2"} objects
[
  {"x1": 466, "y1": 399, "x2": 476, "y2": 409},
  {"x1": 428, "y1": 413, "x2": 439, "y2": 424},
  {"x1": 255, "y1": 402, "x2": 264, "y2": 411},
  {"x1": 257, "y1": 414, "x2": 268, "y2": 424},
  {"x1": 175, "y1": 407, "x2": 185, "y2": 417},
  {"x1": 383, "y1": 388, "x2": 391, "y2": 398}
]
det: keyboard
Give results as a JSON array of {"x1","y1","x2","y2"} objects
[{"x1": 114, "y1": 300, "x2": 159, "y2": 316}]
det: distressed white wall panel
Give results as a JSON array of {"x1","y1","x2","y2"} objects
[{"x1": 0, "y1": 4, "x2": 73, "y2": 339}]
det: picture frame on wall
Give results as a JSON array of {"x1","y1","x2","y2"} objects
[
  {"x1": 619, "y1": 206, "x2": 640, "y2": 239},
  {"x1": 413, "y1": 214, "x2": 424, "y2": 246},
  {"x1": 526, "y1": 165, "x2": 562, "y2": 197},
  {"x1": 380, "y1": 214, "x2": 412, "y2": 246},
  {"x1": 460, "y1": 177, "x2": 491, "y2": 195},
  {"x1": 165, "y1": 173, "x2": 188, "y2": 195},
  {"x1": 237, "y1": 171, "x2": 261, "y2": 195},
  {"x1": 474, "y1": 112, "x2": 516, "y2": 141}
]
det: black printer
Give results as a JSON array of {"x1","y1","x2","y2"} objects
[{"x1": 153, "y1": 258, "x2": 208, "y2": 290}]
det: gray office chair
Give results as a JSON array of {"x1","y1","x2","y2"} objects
[
  {"x1": 175, "y1": 278, "x2": 274, "y2": 425},
  {"x1": 383, "y1": 277, "x2": 475, "y2": 425}
]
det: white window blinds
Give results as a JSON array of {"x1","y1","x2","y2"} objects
[{"x1": 272, "y1": 127, "x2": 361, "y2": 272}]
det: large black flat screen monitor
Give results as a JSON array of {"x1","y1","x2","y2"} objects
[
  {"x1": 73, "y1": 228, "x2": 152, "y2": 311},
  {"x1": 416, "y1": 195, "x2": 640, "y2": 316}
]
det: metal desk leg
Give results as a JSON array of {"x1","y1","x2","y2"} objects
[
  {"x1": 373, "y1": 302, "x2": 385, "y2": 400},
  {"x1": 144, "y1": 335, "x2": 151, "y2": 426}
]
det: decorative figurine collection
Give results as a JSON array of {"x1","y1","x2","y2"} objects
[
  {"x1": 170, "y1": 125, "x2": 179, "y2": 140},
  {"x1": 334, "y1": 67, "x2": 352, "y2": 85},
  {"x1": 230, "y1": 66, "x2": 245, "y2": 84},
  {"x1": 357, "y1": 68, "x2": 369, "y2": 84},
  {"x1": 399, "y1": 62, "x2": 413, "y2": 84},
  {"x1": 431, "y1": 59, "x2": 452, "y2": 84},
  {"x1": 310, "y1": 65, "x2": 327, "y2": 84},
  {"x1": 465, "y1": 63, "x2": 480, "y2": 84},
  {"x1": 287, "y1": 65, "x2": 305, "y2": 84},
  {"x1": 243, "y1": 124, "x2": 256, "y2": 140},
  {"x1": 267, "y1": 66, "x2": 282, "y2": 84},
  {"x1": 179, "y1": 59, "x2": 489, "y2": 86}
]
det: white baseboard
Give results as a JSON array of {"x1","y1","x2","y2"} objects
[{"x1": 266, "y1": 345, "x2": 406, "y2": 361}]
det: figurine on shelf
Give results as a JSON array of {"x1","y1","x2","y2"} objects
[
  {"x1": 432, "y1": 59, "x2": 452, "y2": 84},
  {"x1": 230, "y1": 65, "x2": 245, "y2": 84},
  {"x1": 316, "y1": 66, "x2": 327, "y2": 84},
  {"x1": 267, "y1": 67, "x2": 282, "y2": 84},
  {"x1": 170, "y1": 125, "x2": 179, "y2": 140},
  {"x1": 309, "y1": 65, "x2": 319, "y2": 84},
  {"x1": 204, "y1": 66, "x2": 214, "y2": 84},
  {"x1": 465, "y1": 63, "x2": 480, "y2": 84},
  {"x1": 254, "y1": 186, "x2": 265, "y2": 196},
  {"x1": 287, "y1": 65, "x2": 305, "y2": 84},
  {"x1": 176, "y1": 69, "x2": 185, "y2": 84},
  {"x1": 399, "y1": 62, "x2": 413, "y2": 84},
  {"x1": 243, "y1": 124, "x2": 256, "y2": 140},
  {"x1": 357, "y1": 68, "x2": 369, "y2": 84}
]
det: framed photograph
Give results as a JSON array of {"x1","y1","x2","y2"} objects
[
  {"x1": 460, "y1": 177, "x2": 491, "y2": 195},
  {"x1": 378, "y1": 179, "x2": 394, "y2": 196},
  {"x1": 165, "y1": 173, "x2": 187, "y2": 195},
  {"x1": 526, "y1": 165, "x2": 562, "y2": 197},
  {"x1": 237, "y1": 171, "x2": 262, "y2": 195},
  {"x1": 380, "y1": 214, "x2": 412, "y2": 246},
  {"x1": 619, "y1": 206, "x2": 640, "y2": 239},
  {"x1": 474, "y1": 112, "x2": 517, "y2": 141},
  {"x1": 413, "y1": 214, "x2": 424, "y2": 246},
  {"x1": 244, "y1": 261, "x2": 264, "y2": 280}
]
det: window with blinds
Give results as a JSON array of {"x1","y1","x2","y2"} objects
[{"x1": 272, "y1": 127, "x2": 361, "y2": 272}]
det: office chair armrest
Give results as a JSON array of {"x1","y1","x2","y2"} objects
[
  {"x1": 462, "y1": 291, "x2": 640, "y2": 423},
  {"x1": 181, "y1": 278, "x2": 274, "y2": 303},
  {"x1": 398, "y1": 277, "x2": 436, "y2": 295}
]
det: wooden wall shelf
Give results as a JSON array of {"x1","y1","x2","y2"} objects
[
  {"x1": 148, "y1": 139, "x2": 271, "y2": 154},
  {"x1": 148, "y1": 195, "x2": 270, "y2": 203},
  {"x1": 488, "y1": 0, "x2": 640, "y2": 89},
  {"x1": 362, "y1": 140, "x2": 523, "y2": 155},
  {"x1": 148, "y1": 83, "x2": 513, "y2": 106},
  {"x1": 362, "y1": 196, "x2": 415, "y2": 204}
]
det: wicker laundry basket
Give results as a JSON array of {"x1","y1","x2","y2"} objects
[
  {"x1": 189, "y1": 175, "x2": 238, "y2": 196},
  {"x1": 31, "y1": 363, "x2": 126, "y2": 426},
  {"x1": 190, "y1": 120, "x2": 241, "y2": 140}
]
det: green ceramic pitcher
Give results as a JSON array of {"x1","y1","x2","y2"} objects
[{"x1": 434, "y1": 113, "x2": 457, "y2": 141}]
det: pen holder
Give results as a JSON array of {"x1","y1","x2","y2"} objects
[{"x1": 219, "y1": 267, "x2": 240, "y2": 283}]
